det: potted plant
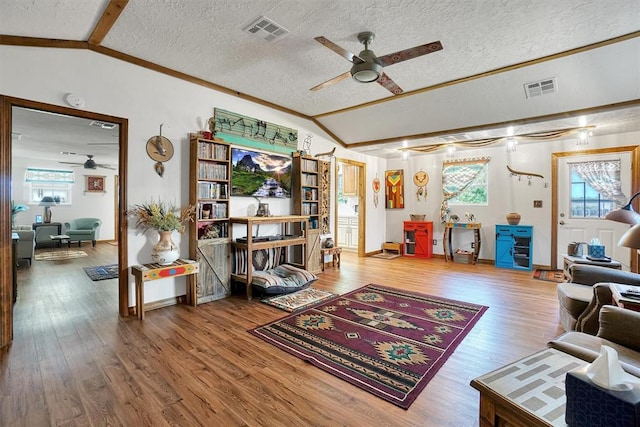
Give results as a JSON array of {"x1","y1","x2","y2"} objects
[
  {"x1": 11, "y1": 201, "x2": 29, "y2": 229},
  {"x1": 127, "y1": 199, "x2": 195, "y2": 265}
]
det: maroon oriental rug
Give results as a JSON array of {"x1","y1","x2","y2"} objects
[{"x1": 249, "y1": 284, "x2": 488, "y2": 409}]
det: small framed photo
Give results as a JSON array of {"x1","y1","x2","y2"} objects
[
  {"x1": 35, "y1": 214, "x2": 43, "y2": 224},
  {"x1": 85, "y1": 175, "x2": 106, "y2": 193}
]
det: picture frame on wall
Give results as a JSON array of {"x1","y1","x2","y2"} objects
[
  {"x1": 385, "y1": 169, "x2": 405, "y2": 209},
  {"x1": 85, "y1": 175, "x2": 106, "y2": 193}
]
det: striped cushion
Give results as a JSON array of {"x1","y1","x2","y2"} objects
[{"x1": 251, "y1": 264, "x2": 318, "y2": 295}]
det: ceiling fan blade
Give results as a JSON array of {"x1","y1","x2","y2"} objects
[
  {"x1": 96, "y1": 164, "x2": 117, "y2": 170},
  {"x1": 314, "y1": 36, "x2": 363, "y2": 64},
  {"x1": 58, "y1": 161, "x2": 84, "y2": 166},
  {"x1": 377, "y1": 73, "x2": 404, "y2": 95},
  {"x1": 310, "y1": 71, "x2": 351, "y2": 91},
  {"x1": 376, "y1": 41, "x2": 443, "y2": 67}
]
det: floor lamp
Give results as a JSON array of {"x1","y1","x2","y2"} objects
[{"x1": 605, "y1": 192, "x2": 640, "y2": 225}]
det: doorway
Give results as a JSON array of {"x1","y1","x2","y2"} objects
[
  {"x1": 0, "y1": 95, "x2": 129, "y2": 349},
  {"x1": 335, "y1": 158, "x2": 366, "y2": 256},
  {"x1": 551, "y1": 146, "x2": 640, "y2": 271}
]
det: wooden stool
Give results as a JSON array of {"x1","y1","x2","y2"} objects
[
  {"x1": 382, "y1": 242, "x2": 403, "y2": 256},
  {"x1": 321, "y1": 246, "x2": 342, "y2": 271}
]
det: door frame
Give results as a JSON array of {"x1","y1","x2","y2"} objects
[
  {"x1": 334, "y1": 158, "x2": 366, "y2": 257},
  {"x1": 0, "y1": 95, "x2": 129, "y2": 349},
  {"x1": 551, "y1": 145, "x2": 640, "y2": 271}
]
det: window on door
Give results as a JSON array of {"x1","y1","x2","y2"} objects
[{"x1": 569, "y1": 160, "x2": 626, "y2": 219}]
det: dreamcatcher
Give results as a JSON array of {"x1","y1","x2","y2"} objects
[
  {"x1": 302, "y1": 133, "x2": 313, "y2": 155},
  {"x1": 372, "y1": 176, "x2": 381, "y2": 208},
  {"x1": 413, "y1": 170, "x2": 429, "y2": 201}
]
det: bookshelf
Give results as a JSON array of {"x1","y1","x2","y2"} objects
[{"x1": 189, "y1": 134, "x2": 232, "y2": 303}]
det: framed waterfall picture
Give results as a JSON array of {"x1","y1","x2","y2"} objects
[
  {"x1": 385, "y1": 169, "x2": 404, "y2": 209},
  {"x1": 85, "y1": 175, "x2": 106, "y2": 193}
]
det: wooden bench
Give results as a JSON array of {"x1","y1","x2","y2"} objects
[{"x1": 382, "y1": 242, "x2": 403, "y2": 256}]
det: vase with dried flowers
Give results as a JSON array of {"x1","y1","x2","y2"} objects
[{"x1": 127, "y1": 200, "x2": 195, "y2": 265}]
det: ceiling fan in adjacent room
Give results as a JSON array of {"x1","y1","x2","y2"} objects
[
  {"x1": 59, "y1": 153, "x2": 116, "y2": 170},
  {"x1": 310, "y1": 31, "x2": 443, "y2": 94}
]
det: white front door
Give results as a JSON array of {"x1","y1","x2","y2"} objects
[{"x1": 557, "y1": 151, "x2": 633, "y2": 269}]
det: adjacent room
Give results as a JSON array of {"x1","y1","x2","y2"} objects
[{"x1": 1, "y1": 1, "x2": 640, "y2": 425}]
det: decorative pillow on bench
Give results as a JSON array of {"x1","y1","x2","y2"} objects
[{"x1": 251, "y1": 264, "x2": 318, "y2": 295}]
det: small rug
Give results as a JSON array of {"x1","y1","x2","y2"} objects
[
  {"x1": 371, "y1": 252, "x2": 401, "y2": 260},
  {"x1": 250, "y1": 284, "x2": 488, "y2": 408},
  {"x1": 35, "y1": 250, "x2": 87, "y2": 261},
  {"x1": 83, "y1": 264, "x2": 119, "y2": 281},
  {"x1": 262, "y1": 287, "x2": 337, "y2": 312},
  {"x1": 533, "y1": 269, "x2": 565, "y2": 283}
]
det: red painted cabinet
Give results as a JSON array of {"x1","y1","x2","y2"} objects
[{"x1": 403, "y1": 221, "x2": 433, "y2": 258}]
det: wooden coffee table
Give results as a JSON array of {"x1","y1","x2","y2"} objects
[{"x1": 471, "y1": 348, "x2": 586, "y2": 426}]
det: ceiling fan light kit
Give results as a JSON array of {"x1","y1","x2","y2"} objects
[{"x1": 312, "y1": 31, "x2": 442, "y2": 94}]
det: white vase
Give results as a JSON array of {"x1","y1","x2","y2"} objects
[{"x1": 151, "y1": 231, "x2": 180, "y2": 265}]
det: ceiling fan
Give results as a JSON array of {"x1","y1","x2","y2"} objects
[
  {"x1": 311, "y1": 31, "x2": 443, "y2": 94},
  {"x1": 59, "y1": 153, "x2": 116, "y2": 170}
]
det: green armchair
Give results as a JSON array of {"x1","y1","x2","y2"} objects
[{"x1": 64, "y1": 218, "x2": 102, "y2": 247}]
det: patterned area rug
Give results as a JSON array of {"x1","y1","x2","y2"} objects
[
  {"x1": 83, "y1": 264, "x2": 119, "y2": 281},
  {"x1": 262, "y1": 287, "x2": 337, "y2": 312},
  {"x1": 250, "y1": 284, "x2": 488, "y2": 408},
  {"x1": 533, "y1": 269, "x2": 565, "y2": 283},
  {"x1": 35, "y1": 250, "x2": 87, "y2": 261}
]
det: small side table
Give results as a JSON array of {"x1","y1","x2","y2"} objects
[
  {"x1": 610, "y1": 283, "x2": 640, "y2": 312},
  {"x1": 321, "y1": 247, "x2": 342, "y2": 271},
  {"x1": 130, "y1": 259, "x2": 199, "y2": 320}
]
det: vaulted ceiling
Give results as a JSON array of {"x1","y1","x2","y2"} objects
[{"x1": 2, "y1": 0, "x2": 639, "y2": 158}]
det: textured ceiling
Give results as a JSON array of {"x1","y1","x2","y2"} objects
[{"x1": 1, "y1": 0, "x2": 639, "y2": 158}]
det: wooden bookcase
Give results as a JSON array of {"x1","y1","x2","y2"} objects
[
  {"x1": 188, "y1": 134, "x2": 232, "y2": 303},
  {"x1": 291, "y1": 152, "x2": 331, "y2": 233}
]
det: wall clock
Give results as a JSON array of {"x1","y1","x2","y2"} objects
[{"x1": 146, "y1": 124, "x2": 174, "y2": 177}]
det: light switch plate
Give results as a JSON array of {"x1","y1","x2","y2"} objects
[{"x1": 534, "y1": 200, "x2": 543, "y2": 208}]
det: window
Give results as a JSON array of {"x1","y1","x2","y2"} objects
[
  {"x1": 25, "y1": 168, "x2": 74, "y2": 205},
  {"x1": 440, "y1": 157, "x2": 490, "y2": 223},
  {"x1": 568, "y1": 160, "x2": 627, "y2": 219}
]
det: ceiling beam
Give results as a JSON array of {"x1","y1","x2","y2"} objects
[{"x1": 88, "y1": 0, "x2": 129, "y2": 46}]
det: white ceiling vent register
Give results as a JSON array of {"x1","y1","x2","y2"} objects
[
  {"x1": 89, "y1": 120, "x2": 117, "y2": 130},
  {"x1": 243, "y1": 16, "x2": 289, "y2": 42},
  {"x1": 524, "y1": 78, "x2": 557, "y2": 98}
]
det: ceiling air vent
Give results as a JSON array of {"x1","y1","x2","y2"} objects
[
  {"x1": 89, "y1": 120, "x2": 117, "y2": 130},
  {"x1": 243, "y1": 16, "x2": 289, "y2": 42},
  {"x1": 524, "y1": 77, "x2": 557, "y2": 99}
]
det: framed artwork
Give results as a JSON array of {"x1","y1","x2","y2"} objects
[
  {"x1": 230, "y1": 147, "x2": 291, "y2": 198},
  {"x1": 385, "y1": 170, "x2": 405, "y2": 209},
  {"x1": 85, "y1": 175, "x2": 106, "y2": 193}
]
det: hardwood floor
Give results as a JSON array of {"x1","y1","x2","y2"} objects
[{"x1": 2, "y1": 244, "x2": 564, "y2": 426}]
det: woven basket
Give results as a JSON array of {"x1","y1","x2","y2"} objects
[{"x1": 410, "y1": 214, "x2": 426, "y2": 221}]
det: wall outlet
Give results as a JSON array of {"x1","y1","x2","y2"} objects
[
  {"x1": 471, "y1": 242, "x2": 475, "y2": 249},
  {"x1": 534, "y1": 200, "x2": 543, "y2": 208},
  {"x1": 433, "y1": 239, "x2": 437, "y2": 245}
]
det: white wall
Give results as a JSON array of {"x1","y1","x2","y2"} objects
[
  {"x1": 1, "y1": 45, "x2": 388, "y2": 305},
  {"x1": 11, "y1": 157, "x2": 117, "y2": 240},
  {"x1": 386, "y1": 131, "x2": 640, "y2": 267}
]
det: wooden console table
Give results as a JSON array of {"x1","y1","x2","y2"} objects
[
  {"x1": 443, "y1": 222, "x2": 481, "y2": 264},
  {"x1": 130, "y1": 259, "x2": 199, "y2": 320}
]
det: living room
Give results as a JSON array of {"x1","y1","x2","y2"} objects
[{"x1": 2, "y1": 1, "x2": 640, "y2": 425}]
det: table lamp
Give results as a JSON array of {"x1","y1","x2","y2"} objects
[
  {"x1": 39, "y1": 196, "x2": 56, "y2": 223},
  {"x1": 605, "y1": 191, "x2": 640, "y2": 225}
]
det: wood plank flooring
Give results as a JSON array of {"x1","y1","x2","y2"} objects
[{"x1": 1, "y1": 244, "x2": 564, "y2": 426}]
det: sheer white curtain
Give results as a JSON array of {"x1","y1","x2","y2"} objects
[{"x1": 570, "y1": 160, "x2": 627, "y2": 207}]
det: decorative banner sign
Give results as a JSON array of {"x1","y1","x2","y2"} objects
[
  {"x1": 211, "y1": 108, "x2": 298, "y2": 155},
  {"x1": 385, "y1": 169, "x2": 405, "y2": 209}
]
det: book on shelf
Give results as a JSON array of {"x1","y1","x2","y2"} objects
[
  {"x1": 198, "y1": 163, "x2": 228, "y2": 180},
  {"x1": 198, "y1": 141, "x2": 229, "y2": 160}
]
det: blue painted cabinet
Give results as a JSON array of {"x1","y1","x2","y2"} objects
[{"x1": 495, "y1": 225, "x2": 533, "y2": 270}]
